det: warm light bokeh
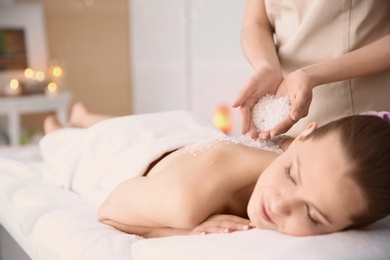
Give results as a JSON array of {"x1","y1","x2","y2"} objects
[
  {"x1": 24, "y1": 68, "x2": 34, "y2": 79},
  {"x1": 213, "y1": 104, "x2": 233, "y2": 134},
  {"x1": 10, "y1": 79, "x2": 19, "y2": 89},
  {"x1": 36, "y1": 71, "x2": 45, "y2": 81},
  {"x1": 47, "y1": 82, "x2": 58, "y2": 93},
  {"x1": 52, "y1": 66, "x2": 63, "y2": 78}
]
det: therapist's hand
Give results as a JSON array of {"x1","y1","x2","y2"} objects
[
  {"x1": 259, "y1": 69, "x2": 314, "y2": 139},
  {"x1": 232, "y1": 66, "x2": 284, "y2": 139}
]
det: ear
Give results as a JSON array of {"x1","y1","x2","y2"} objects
[{"x1": 291, "y1": 122, "x2": 318, "y2": 145}]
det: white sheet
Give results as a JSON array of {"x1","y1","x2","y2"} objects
[
  {"x1": 1, "y1": 116, "x2": 390, "y2": 260},
  {"x1": 2, "y1": 151, "x2": 390, "y2": 260},
  {"x1": 0, "y1": 111, "x2": 224, "y2": 260},
  {"x1": 0, "y1": 148, "x2": 141, "y2": 260},
  {"x1": 132, "y1": 216, "x2": 390, "y2": 260}
]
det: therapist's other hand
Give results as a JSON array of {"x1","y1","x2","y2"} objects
[
  {"x1": 232, "y1": 66, "x2": 284, "y2": 139},
  {"x1": 259, "y1": 69, "x2": 314, "y2": 139}
]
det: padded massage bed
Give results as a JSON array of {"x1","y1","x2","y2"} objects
[
  {"x1": 1, "y1": 116, "x2": 390, "y2": 259},
  {"x1": 0, "y1": 145, "x2": 139, "y2": 259}
]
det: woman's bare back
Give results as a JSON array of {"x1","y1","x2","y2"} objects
[{"x1": 146, "y1": 140, "x2": 278, "y2": 216}]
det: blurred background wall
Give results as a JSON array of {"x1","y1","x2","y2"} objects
[
  {"x1": 129, "y1": 0, "x2": 251, "y2": 135},
  {"x1": 9, "y1": 0, "x2": 132, "y2": 138},
  {"x1": 0, "y1": 0, "x2": 252, "y2": 145}
]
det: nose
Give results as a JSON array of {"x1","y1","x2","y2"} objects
[{"x1": 270, "y1": 195, "x2": 299, "y2": 217}]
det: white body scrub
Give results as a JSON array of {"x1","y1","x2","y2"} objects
[
  {"x1": 185, "y1": 95, "x2": 292, "y2": 155},
  {"x1": 252, "y1": 94, "x2": 291, "y2": 132}
]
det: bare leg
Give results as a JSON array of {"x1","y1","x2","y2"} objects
[
  {"x1": 44, "y1": 102, "x2": 114, "y2": 134},
  {"x1": 44, "y1": 115, "x2": 63, "y2": 134},
  {"x1": 68, "y1": 102, "x2": 113, "y2": 128}
]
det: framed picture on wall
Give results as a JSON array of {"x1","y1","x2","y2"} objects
[
  {"x1": 0, "y1": 3, "x2": 48, "y2": 89},
  {"x1": 0, "y1": 28, "x2": 29, "y2": 71}
]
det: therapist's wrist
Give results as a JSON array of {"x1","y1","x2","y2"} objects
[
  {"x1": 254, "y1": 63, "x2": 282, "y2": 76},
  {"x1": 300, "y1": 66, "x2": 322, "y2": 89}
]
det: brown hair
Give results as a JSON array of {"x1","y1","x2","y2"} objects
[{"x1": 306, "y1": 115, "x2": 390, "y2": 228}]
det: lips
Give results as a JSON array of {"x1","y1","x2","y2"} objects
[{"x1": 260, "y1": 197, "x2": 274, "y2": 224}]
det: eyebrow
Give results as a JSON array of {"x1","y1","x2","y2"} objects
[{"x1": 296, "y1": 155, "x2": 333, "y2": 225}]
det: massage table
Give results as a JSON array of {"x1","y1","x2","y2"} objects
[{"x1": 1, "y1": 143, "x2": 390, "y2": 260}]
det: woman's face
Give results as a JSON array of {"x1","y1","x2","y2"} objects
[{"x1": 247, "y1": 131, "x2": 367, "y2": 236}]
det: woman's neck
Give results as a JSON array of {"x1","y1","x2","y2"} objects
[
  {"x1": 226, "y1": 182, "x2": 257, "y2": 218},
  {"x1": 281, "y1": 136, "x2": 294, "y2": 151},
  {"x1": 226, "y1": 136, "x2": 295, "y2": 217},
  {"x1": 225, "y1": 144, "x2": 283, "y2": 217}
]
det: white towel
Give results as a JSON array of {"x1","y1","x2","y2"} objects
[{"x1": 40, "y1": 110, "x2": 225, "y2": 209}]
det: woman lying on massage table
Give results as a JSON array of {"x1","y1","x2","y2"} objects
[{"x1": 42, "y1": 103, "x2": 390, "y2": 238}]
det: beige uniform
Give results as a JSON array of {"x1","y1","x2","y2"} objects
[{"x1": 265, "y1": 0, "x2": 390, "y2": 135}]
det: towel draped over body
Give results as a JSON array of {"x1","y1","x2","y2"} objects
[{"x1": 40, "y1": 110, "x2": 225, "y2": 209}]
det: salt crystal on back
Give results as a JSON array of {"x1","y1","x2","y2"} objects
[{"x1": 252, "y1": 94, "x2": 291, "y2": 132}]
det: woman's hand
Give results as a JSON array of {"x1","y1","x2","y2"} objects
[
  {"x1": 191, "y1": 214, "x2": 254, "y2": 235},
  {"x1": 233, "y1": 66, "x2": 284, "y2": 139}
]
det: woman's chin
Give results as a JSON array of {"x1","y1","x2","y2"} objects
[{"x1": 248, "y1": 209, "x2": 276, "y2": 231}]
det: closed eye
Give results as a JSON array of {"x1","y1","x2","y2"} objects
[
  {"x1": 284, "y1": 167, "x2": 296, "y2": 185},
  {"x1": 306, "y1": 205, "x2": 320, "y2": 226}
]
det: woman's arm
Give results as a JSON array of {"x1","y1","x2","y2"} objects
[
  {"x1": 98, "y1": 177, "x2": 197, "y2": 232},
  {"x1": 98, "y1": 176, "x2": 252, "y2": 238},
  {"x1": 101, "y1": 214, "x2": 253, "y2": 238},
  {"x1": 99, "y1": 219, "x2": 191, "y2": 238},
  {"x1": 98, "y1": 173, "x2": 236, "y2": 237}
]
